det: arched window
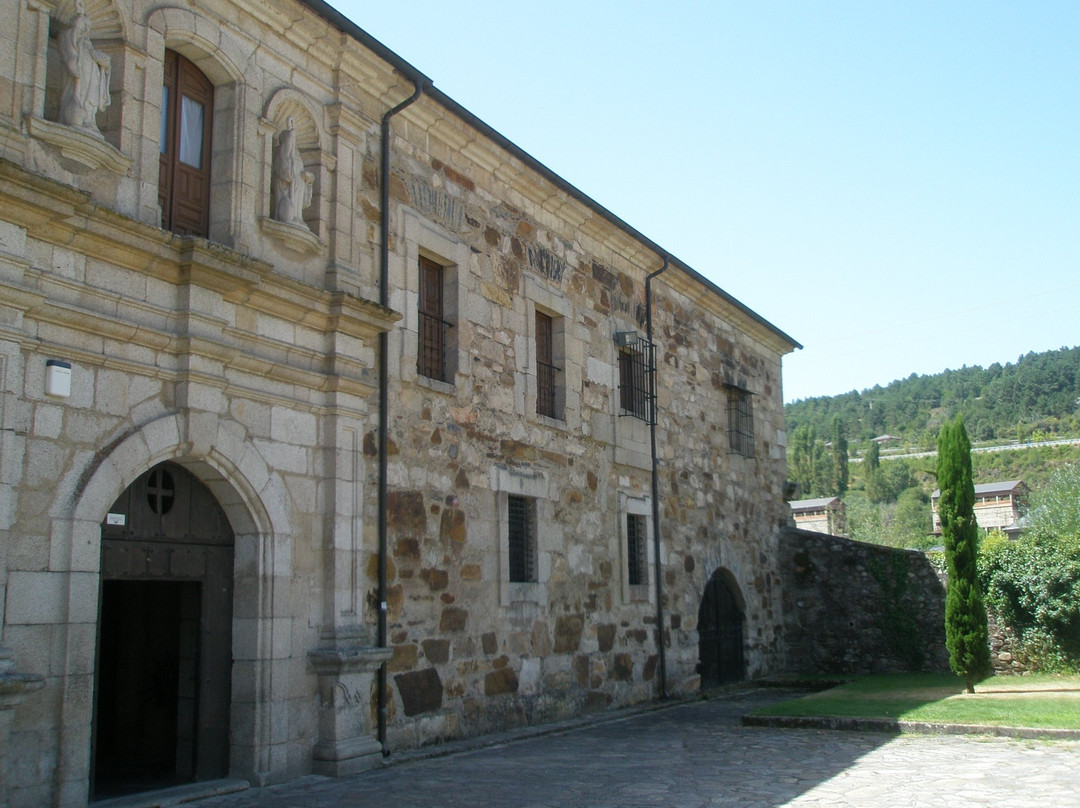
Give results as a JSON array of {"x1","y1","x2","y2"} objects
[{"x1": 159, "y1": 50, "x2": 213, "y2": 237}]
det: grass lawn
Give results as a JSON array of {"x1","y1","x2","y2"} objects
[{"x1": 752, "y1": 673, "x2": 1080, "y2": 730}]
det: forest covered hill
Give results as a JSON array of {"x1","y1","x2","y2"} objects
[{"x1": 785, "y1": 345, "x2": 1080, "y2": 449}]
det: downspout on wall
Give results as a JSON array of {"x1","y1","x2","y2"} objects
[
  {"x1": 377, "y1": 77, "x2": 425, "y2": 756},
  {"x1": 645, "y1": 256, "x2": 670, "y2": 699}
]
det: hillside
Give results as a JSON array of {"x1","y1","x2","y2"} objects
[{"x1": 785, "y1": 345, "x2": 1080, "y2": 450}]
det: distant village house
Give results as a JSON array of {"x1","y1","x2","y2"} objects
[
  {"x1": 789, "y1": 497, "x2": 846, "y2": 536},
  {"x1": 931, "y1": 480, "x2": 1029, "y2": 536}
]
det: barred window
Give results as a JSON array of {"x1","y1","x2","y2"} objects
[
  {"x1": 616, "y1": 333, "x2": 655, "y2": 424},
  {"x1": 626, "y1": 513, "x2": 647, "y2": 586},
  {"x1": 727, "y1": 387, "x2": 755, "y2": 457},
  {"x1": 507, "y1": 495, "x2": 536, "y2": 583},
  {"x1": 535, "y1": 311, "x2": 562, "y2": 419},
  {"x1": 418, "y1": 256, "x2": 452, "y2": 382}
]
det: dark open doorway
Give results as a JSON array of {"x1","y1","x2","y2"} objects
[
  {"x1": 93, "y1": 462, "x2": 234, "y2": 801},
  {"x1": 698, "y1": 569, "x2": 746, "y2": 688}
]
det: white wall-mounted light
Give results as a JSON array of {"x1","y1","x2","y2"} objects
[{"x1": 45, "y1": 359, "x2": 72, "y2": 398}]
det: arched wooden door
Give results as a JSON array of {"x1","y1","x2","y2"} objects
[
  {"x1": 92, "y1": 462, "x2": 234, "y2": 799},
  {"x1": 697, "y1": 570, "x2": 746, "y2": 688}
]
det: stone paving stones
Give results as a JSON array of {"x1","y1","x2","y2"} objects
[{"x1": 190, "y1": 689, "x2": 1080, "y2": 808}]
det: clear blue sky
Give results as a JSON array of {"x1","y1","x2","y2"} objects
[{"x1": 333, "y1": 1, "x2": 1080, "y2": 403}]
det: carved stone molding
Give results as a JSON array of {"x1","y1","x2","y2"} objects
[
  {"x1": 258, "y1": 215, "x2": 327, "y2": 257},
  {"x1": 307, "y1": 644, "x2": 392, "y2": 776},
  {"x1": 25, "y1": 116, "x2": 132, "y2": 174}
]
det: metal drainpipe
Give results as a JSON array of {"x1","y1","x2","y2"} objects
[
  {"x1": 378, "y1": 77, "x2": 424, "y2": 756},
  {"x1": 645, "y1": 256, "x2": 669, "y2": 699}
]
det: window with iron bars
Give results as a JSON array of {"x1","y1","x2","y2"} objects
[
  {"x1": 418, "y1": 256, "x2": 452, "y2": 382},
  {"x1": 726, "y1": 386, "x2": 755, "y2": 457},
  {"x1": 626, "y1": 512, "x2": 648, "y2": 586},
  {"x1": 507, "y1": 495, "x2": 537, "y2": 583},
  {"x1": 616, "y1": 333, "x2": 656, "y2": 424},
  {"x1": 535, "y1": 311, "x2": 562, "y2": 419}
]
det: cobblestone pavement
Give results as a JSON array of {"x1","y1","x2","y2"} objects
[{"x1": 194, "y1": 689, "x2": 1080, "y2": 808}]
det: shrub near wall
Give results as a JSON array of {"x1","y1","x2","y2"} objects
[
  {"x1": 779, "y1": 528, "x2": 949, "y2": 675},
  {"x1": 980, "y1": 531, "x2": 1080, "y2": 673}
]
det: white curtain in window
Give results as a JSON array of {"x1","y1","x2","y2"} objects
[{"x1": 179, "y1": 95, "x2": 204, "y2": 168}]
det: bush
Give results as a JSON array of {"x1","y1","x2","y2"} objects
[{"x1": 980, "y1": 531, "x2": 1080, "y2": 672}]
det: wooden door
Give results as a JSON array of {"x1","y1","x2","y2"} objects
[
  {"x1": 93, "y1": 463, "x2": 233, "y2": 799},
  {"x1": 160, "y1": 51, "x2": 213, "y2": 237}
]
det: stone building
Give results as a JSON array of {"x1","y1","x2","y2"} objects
[
  {"x1": 931, "y1": 480, "x2": 1029, "y2": 536},
  {"x1": 789, "y1": 497, "x2": 845, "y2": 536},
  {"x1": 0, "y1": 0, "x2": 799, "y2": 805}
]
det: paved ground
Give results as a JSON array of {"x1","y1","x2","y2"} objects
[{"x1": 193, "y1": 689, "x2": 1080, "y2": 808}]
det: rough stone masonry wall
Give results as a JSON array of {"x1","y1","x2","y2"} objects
[
  {"x1": 778, "y1": 528, "x2": 949, "y2": 674},
  {"x1": 778, "y1": 528, "x2": 1031, "y2": 677},
  {"x1": 366, "y1": 123, "x2": 793, "y2": 750}
]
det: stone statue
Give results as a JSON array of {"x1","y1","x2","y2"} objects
[
  {"x1": 58, "y1": 0, "x2": 111, "y2": 134},
  {"x1": 273, "y1": 117, "x2": 314, "y2": 227}
]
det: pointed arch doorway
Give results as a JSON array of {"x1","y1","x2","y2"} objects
[
  {"x1": 92, "y1": 462, "x2": 234, "y2": 800},
  {"x1": 697, "y1": 569, "x2": 746, "y2": 688}
]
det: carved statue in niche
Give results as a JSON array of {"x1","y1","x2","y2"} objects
[
  {"x1": 58, "y1": 0, "x2": 111, "y2": 134},
  {"x1": 273, "y1": 117, "x2": 314, "y2": 228}
]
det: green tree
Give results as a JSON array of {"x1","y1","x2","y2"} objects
[
  {"x1": 830, "y1": 415, "x2": 849, "y2": 496},
  {"x1": 865, "y1": 438, "x2": 880, "y2": 472},
  {"x1": 1026, "y1": 462, "x2": 1080, "y2": 538},
  {"x1": 863, "y1": 439, "x2": 889, "y2": 502},
  {"x1": 937, "y1": 415, "x2": 991, "y2": 692},
  {"x1": 790, "y1": 424, "x2": 818, "y2": 498},
  {"x1": 891, "y1": 487, "x2": 933, "y2": 548}
]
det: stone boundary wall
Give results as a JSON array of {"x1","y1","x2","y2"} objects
[
  {"x1": 987, "y1": 610, "x2": 1031, "y2": 675},
  {"x1": 778, "y1": 528, "x2": 949, "y2": 674}
]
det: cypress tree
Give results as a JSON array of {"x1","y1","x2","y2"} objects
[
  {"x1": 830, "y1": 415, "x2": 849, "y2": 496},
  {"x1": 936, "y1": 415, "x2": 991, "y2": 692},
  {"x1": 790, "y1": 424, "x2": 818, "y2": 497},
  {"x1": 864, "y1": 440, "x2": 885, "y2": 503}
]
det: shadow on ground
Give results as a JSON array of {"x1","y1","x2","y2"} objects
[{"x1": 187, "y1": 688, "x2": 903, "y2": 808}]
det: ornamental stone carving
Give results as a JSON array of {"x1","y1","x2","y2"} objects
[
  {"x1": 273, "y1": 117, "x2": 314, "y2": 227},
  {"x1": 58, "y1": 0, "x2": 111, "y2": 135}
]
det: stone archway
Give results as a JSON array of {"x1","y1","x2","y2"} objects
[
  {"x1": 92, "y1": 461, "x2": 234, "y2": 800},
  {"x1": 54, "y1": 413, "x2": 292, "y2": 805},
  {"x1": 697, "y1": 569, "x2": 746, "y2": 688}
]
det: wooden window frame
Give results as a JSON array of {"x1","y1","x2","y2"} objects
[{"x1": 159, "y1": 50, "x2": 213, "y2": 237}]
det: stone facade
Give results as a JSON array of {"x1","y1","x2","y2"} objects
[{"x1": 0, "y1": 1, "x2": 798, "y2": 805}]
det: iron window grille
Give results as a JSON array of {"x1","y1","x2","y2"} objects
[
  {"x1": 616, "y1": 332, "x2": 656, "y2": 424},
  {"x1": 418, "y1": 256, "x2": 452, "y2": 382},
  {"x1": 535, "y1": 311, "x2": 561, "y2": 419},
  {"x1": 626, "y1": 513, "x2": 647, "y2": 586},
  {"x1": 507, "y1": 495, "x2": 536, "y2": 583},
  {"x1": 726, "y1": 386, "x2": 755, "y2": 457}
]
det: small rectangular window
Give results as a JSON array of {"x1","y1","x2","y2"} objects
[
  {"x1": 626, "y1": 513, "x2": 647, "y2": 586},
  {"x1": 418, "y1": 256, "x2": 451, "y2": 382},
  {"x1": 727, "y1": 387, "x2": 754, "y2": 457},
  {"x1": 617, "y1": 333, "x2": 655, "y2": 424},
  {"x1": 507, "y1": 495, "x2": 536, "y2": 583},
  {"x1": 535, "y1": 311, "x2": 562, "y2": 419}
]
